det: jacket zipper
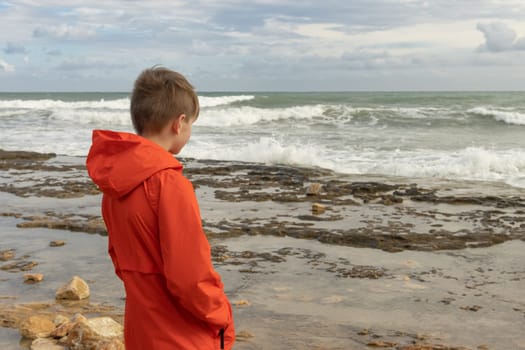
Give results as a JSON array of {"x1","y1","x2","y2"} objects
[{"x1": 219, "y1": 328, "x2": 225, "y2": 349}]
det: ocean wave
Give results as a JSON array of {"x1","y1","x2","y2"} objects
[
  {"x1": 0, "y1": 97, "x2": 456, "y2": 128},
  {"x1": 359, "y1": 147, "x2": 525, "y2": 182},
  {"x1": 0, "y1": 109, "x2": 29, "y2": 118},
  {"x1": 347, "y1": 106, "x2": 450, "y2": 119},
  {"x1": 197, "y1": 105, "x2": 328, "y2": 127},
  {"x1": 50, "y1": 109, "x2": 132, "y2": 126},
  {"x1": 468, "y1": 107, "x2": 525, "y2": 126},
  {"x1": 187, "y1": 137, "x2": 330, "y2": 169},
  {"x1": 0, "y1": 98, "x2": 130, "y2": 110},
  {"x1": 186, "y1": 139, "x2": 525, "y2": 188},
  {"x1": 196, "y1": 104, "x2": 455, "y2": 128},
  {"x1": 0, "y1": 94, "x2": 254, "y2": 111},
  {"x1": 390, "y1": 107, "x2": 447, "y2": 119},
  {"x1": 199, "y1": 95, "x2": 255, "y2": 108}
]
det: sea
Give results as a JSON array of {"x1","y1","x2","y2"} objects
[{"x1": 1, "y1": 91, "x2": 525, "y2": 188}]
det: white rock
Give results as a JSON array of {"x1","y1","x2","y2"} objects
[
  {"x1": 24, "y1": 273, "x2": 44, "y2": 283},
  {"x1": 306, "y1": 183, "x2": 322, "y2": 195},
  {"x1": 55, "y1": 276, "x2": 90, "y2": 300},
  {"x1": 67, "y1": 317, "x2": 123, "y2": 350},
  {"x1": 19, "y1": 316, "x2": 55, "y2": 339},
  {"x1": 311, "y1": 203, "x2": 326, "y2": 214},
  {"x1": 49, "y1": 240, "x2": 66, "y2": 247}
]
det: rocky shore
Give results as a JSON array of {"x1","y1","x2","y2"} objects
[{"x1": 1, "y1": 149, "x2": 525, "y2": 349}]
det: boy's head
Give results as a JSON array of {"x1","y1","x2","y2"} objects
[{"x1": 130, "y1": 66, "x2": 199, "y2": 136}]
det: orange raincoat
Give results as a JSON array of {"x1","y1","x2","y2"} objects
[{"x1": 86, "y1": 130, "x2": 235, "y2": 349}]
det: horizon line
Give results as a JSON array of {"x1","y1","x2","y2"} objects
[{"x1": 1, "y1": 89, "x2": 525, "y2": 94}]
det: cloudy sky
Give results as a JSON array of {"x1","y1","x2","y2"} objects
[{"x1": 1, "y1": 0, "x2": 525, "y2": 91}]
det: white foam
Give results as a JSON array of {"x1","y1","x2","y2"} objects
[
  {"x1": 199, "y1": 95, "x2": 255, "y2": 108},
  {"x1": 2, "y1": 94, "x2": 525, "y2": 189},
  {"x1": 393, "y1": 107, "x2": 435, "y2": 119},
  {"x1": 0, "y1": 95, "x2": 254, "y2": 110},
  {"x1": 338, "y1": 146, "x2": 525, "y2": 188},
  {"x1": 468, "y1": 107, "x2": 525, "y2": 125},
  {"x1": 187, "y1": 136, "x2": 331, "y2": 169},
  {"x1": 197, "y1": 105, "x2": 327, "y2": 127},
  {"x1": 187, "y1": 137, "x2": 525, "y2": 189},
  {"x1": 50, "y1": 109, "x2": 131, "y2": 126},
  {"x1": 0, "y1": 98, "x2": 129, "y2": 110},
  {"x1": 0, "y1": 109, "x2": 27, "y2": 117},
  {"x1": 348, "y1": 106, "x2": 449, "y2": 120}
]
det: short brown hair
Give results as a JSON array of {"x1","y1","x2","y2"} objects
[{"x1": 130, "y1": 66, "x2": 199, "y2": 135}]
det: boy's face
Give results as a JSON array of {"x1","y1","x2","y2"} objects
[{"x1": 169, "y1": 115, "x2": 194, "y2": 155}]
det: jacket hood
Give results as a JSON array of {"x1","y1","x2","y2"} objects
[{"x1": 86, "y1": 130, "x2": 182, "y2": 198}]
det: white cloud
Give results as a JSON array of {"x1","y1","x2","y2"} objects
[
  {"x1": 0, "y1": 58, "x2": 15, "y2": 72},
  {"x1": 244, "y1": 18, "x2": 483, "y2": 60},
  {"x1": 293, "y1": 23, "x2": 348, "y2": 41},
  {"x1": 33, "y1": 24, "x2": 96, "y2": 39},
  {"x1": 56, "y1": 57, "x2": 124, "y2": 71},
  {"x1": 477, "y1": 22, "x2": 516, "y2": 52},
  {"x1": 476, "y1": 22, "x2": 525, "y2": 52},
  {"x1": 2, "y1": 1, "x2": 525, "y2": 90}
]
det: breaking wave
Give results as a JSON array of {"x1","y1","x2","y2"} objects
[
  {"x1": 2, "y1": 91, "x2": 525, "y2": 188},
  {"x1": 197, "y1": 105, "x2": 328, "y2": 127},
  {"x1": 0, "y1": 94, "x2": 254, "y2": 111},
  {"x1": 0, "y1": 98, "x2": 130, "y2": 110},
  {"x1": 187, "y1": 139, "x2": 525, "y2": 188},
  {"x1": 199, "y1": 95, "x2": 255, "y2": 108},
  {"x1": 468, "y1": 107, "x2": 525, "y2": 126}
]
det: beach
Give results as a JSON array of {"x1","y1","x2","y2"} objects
[
  {"x1": 3, "y1": 0, "x2": 525, "y2": 346},
  {"x1": 1, "y1": 150, "x2": 524, "y2": 349}
]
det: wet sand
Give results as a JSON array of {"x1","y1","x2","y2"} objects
[{"x1": 1, "y1": 150, "x2": 525, "y2": 349}]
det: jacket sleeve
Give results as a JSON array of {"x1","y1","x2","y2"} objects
[
  {"x1": 103, "y1": 196, "x2": 123, "y2": 281},
  {"x1": 157, "y1": 173, "x2": 235, "y2": 348},
  {"x1": 108, "y1": 243, "x2": 123, "y2": 281}
]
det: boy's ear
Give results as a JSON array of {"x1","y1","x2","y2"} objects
[{"x1": 171, "y1": 114, "x2": 186, "y2": 135}]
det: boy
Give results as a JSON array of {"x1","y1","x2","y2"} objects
[{"x1": 86, "y1": 67, "x2": 235, "y2": 349}]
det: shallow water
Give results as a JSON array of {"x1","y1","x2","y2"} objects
[
  {"x1": 2, "y1": 214, "x2": 525, "y2": 349},
  {"x1": 1, "y1": 153, "x2": 525, "y2": 349},
  {"x1": 221, "y1": 235, "x2": 525, "y2": 349},
  {"x1": 0, "y1": 216, "x2": 123, "y2": 306},
  {"x1": 0, "y1": 327, "x2": 21, "y2": 350}
]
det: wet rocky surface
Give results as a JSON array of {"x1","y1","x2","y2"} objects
[
  {"x1": 1, "y1": 149, "x2": 525, "y2": 349},
  {"x1": 211, "y1": 244, "x2": 387, "y2": 279},
  {"x1": 0, "y1": 301, "x2": 122, "y2": 330},
  {"x1": 0, "y1": 150, "x2": 98, "y2": 198},
  {"x1": 2, "y1": 149, "x2": 525, "y2": 253}
]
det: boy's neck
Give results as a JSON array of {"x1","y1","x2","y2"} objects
[{"x1": 142, "y1": 133, "x2": 172, "y2": 153}]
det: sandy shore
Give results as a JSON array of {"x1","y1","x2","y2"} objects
[{"x1": 1, "y1": 150, "x2": 525, "y2": 349}]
